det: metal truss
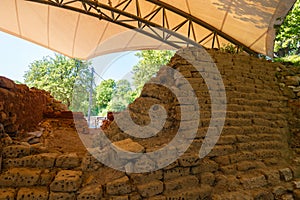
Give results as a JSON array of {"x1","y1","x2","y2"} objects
[{"x1": 27, "y1": 0, "x2": 258, "y2": 55}]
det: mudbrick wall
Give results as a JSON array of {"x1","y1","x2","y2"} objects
[
  {"x1": 0, "y1": 76, "x2": 67, "y2": 135},
  {"x1": 0, "y1": 48, "x2": 299, "y2": 200}
]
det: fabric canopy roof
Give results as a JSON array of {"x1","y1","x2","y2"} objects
[{"x1": 0, "y1": 0, "x2": 296, "y2": 59}]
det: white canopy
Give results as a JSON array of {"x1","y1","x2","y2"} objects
[{"x1": 0, "y1": 0, "x2": 296, "y2": 59}]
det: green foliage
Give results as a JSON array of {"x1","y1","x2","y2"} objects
[
  {"x1": 95, "y1": 79, "x2": 116, "y2": 112},
  {"x1": 274, "y1": 0, "x2": 300, "y2": 57},
  {"x1": 132, "y1": 50, "x2": 175, "y2": 94},
  {"x1": 107, "y1": 79, "x2": 135, "y2": 112},
  {"x1": 220, "y1": 43, "x2": 243, "y2": 54},
  {"x1": 274, "y1": 55, "x2": 300, "y2": 66},
  {"x1": 24, "y1": 54, "x2": 93, "y2": 113}
]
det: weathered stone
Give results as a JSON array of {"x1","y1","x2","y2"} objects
[
  {"x1": 106, "y1": 176, "x2": 132, "y2": 195},
  {"x1": 0, "y1": 168, "x2": 41, "y2": 187},
  {"x1": 77, "y1": 185, "x2": 103, "y2": 200},
  {"x1": 191, "y1": 158, "x2": 218, "y2": 174},
  {"x1": 56, "y1": 153, "x2": 80, "y2": 169},
  {"x1": 285, "y1": 76, "x2": 300, "y2": 86},
  {"x1": 164, "y1": 175, "x2": 199, "y2": 192},
  {"x1": 164, "y1": 167, "x2": 190, "y2": 180},
  {"x1": 0, "y1": 188, "x2": 16, "y2": 200},
  {"x1": 2, "y1": 145, "x2": 31, "y2": 158},
  {"x1": 113, "y1": 138, "x2": 145, "y2": 154},
  {"x1": 17, "y1": 187, "x2": 49, "y2": 200},
  {"x1": 50, "y1": 170, "x2": 82, "y2": 192},
  {"x1": 178, "y1": 153, "x2": 201, "y2": 167},
  {"x1": 0, "y1": 76, "x2": 15, "y2": 90},
  {"x1": 137, "y1": 180, "x2": 163, "y2": 197},
  {"x1": 279, "y1": 168, "x2": 293, "y2": 181},
  {"x1": 272, "y1": 186, "x2": 287, "y2": 198},
  {"x1": 200, "y1": 172, "x2": 215, "y2": 186},
  {"x1": 164, "y1": 185, "x2": 212, "y2": 200},
  {"x1": 240, "y1": 174, "x2": 267, "y2": 189},
  {"x1": 49, "y1": 192, "x2": 76, "y2": 200}
]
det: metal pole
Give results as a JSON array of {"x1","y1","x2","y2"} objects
[{"x1": 87, "y1": 67, "x2": 94, "y2": 127}]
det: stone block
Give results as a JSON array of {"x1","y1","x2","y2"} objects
[
  {"x1": 164, "y1": 185, "x2": 211, "y2": 200},
  {"x1": 293, "y1": 189, "x2": 300, "y2": 199},
  {"x1": 130, "y1": 170, "x2": 163, "y2": 185},
  {"x1": 106, "y1": 176, "x2": 132, "y2": 195},
  {"x1": 17, "y1": 187, "x2": 48, "y2": 200},
  {"x1": 56, "y1": 153, "x2": 80, "y2": 169},
  {"x1": 240, "y1": 174, "x2": 267, "y2": 189},
  {"x1": 252, "y1": 189, "x2": 274, "y2": 200},
  {"x1": 199, "y1": 172, "x2": 215, "y2": 186},
  {"x1": 39, "y1": 169, "x2": 56, "y2": 186},
  {"x1": 49, "y1": 192, "x2": 76, "y2": 200},
  {"x1": 164, "y1": 175, "x2": 199, "y2": 192},
  {"x1": 137, "y1": 180, "x2": 163, "y2": 197},
  {"x1": 191, "y1": 158, "x2": 218, "y2": 174},
  {"x1": 30, "y1": 153, "x2": 58, "y2": 168},
  {"x1": 0, "y1": 168, "x2": 41, "y2": 187},
  {"x1": 208, "y1": 145, "x2": 235, "y2": 157},
  {"x1": 279, "y1": 168, "x2": 293, "y2": 182},
  {"x1": 77, "y1": 185, "x2": 103, "y2": 200},
  {"x1": 50, "y1": 170, "x2": 82, "y2": 192},
  {"x1": 272, "y1": 186, "x2": 287, "y2": 199},
  {"x1": 260, "y1": 169, "x2": 281, "y2": 185},
  {"x1": 220, "y1": 164, "x2": 237, "y2": 175},
  {"x1": 0, "y1": 188, "x2": 16, "y2": 200},
  {"x1": 109, "y1": 195, "x2": 128, "y2": 200},
  {"x1": 178, "y1": 153, "x2": 201, "y2": 167},
  {"x1": 2, "y1": 145, "x2": 31, "y2": 158},
  {"x1": 113, "y1": 139, "x2": 145, "y2": 154},
  {"x1": 164, "y1": 167, "x2": 190, "y2": 180}
]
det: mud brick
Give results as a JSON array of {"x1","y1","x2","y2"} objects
[
  {"x1": 49, "y1": 192, "x2": 76, "y2": 200},
  {"x1": 137, "y1": 180, "x2": 163, "y2": 197},
  {"x1": 260, "y1": 169, "x2": 281, "y2": 185},
  {"x1": 208, "y1": 145, "x2": 236, "y2": 157},
  {"x1": 240, "y1": 174, "x2": 267, "y2": 189},
  {"x1": 130, "y1": 170, "x2": 163, "y2": 185},
  {"x1": 0, "y1": 168, "x2": 41, "y2": 187},
  {"x1": 191, "y1": 158, "x2": 218, "y2": 174},
  {"x1": 164, "y1": 175, "x2": 199, "y2": 192},
  {"x1": 17, "y1": 187, "x2": 49, "y2": 200},
  {"x1": 199, "y1": 172, "x2": 215, "y2": 186},
  {"x1": 106, "y1": 176, "x2": 132, "y2": 195},
  {"x1": 2, "y1": 145, "x2": 31, "y2": 158},
  {"x1": 164, "y1": 185, "x2": 211, "y2": 200},
  {"x1": 0, "y1": 188, "x2": 16, "y2": 200},
  {"x1": 178, "y1": 153, "x2": 201, "y2": 167},
  {"x1": 279, "y1": 168, "x2": 293, "y2": 182},
  {"x1": 213, "y1": 155, "x2": 230, "y2": 166},
  {"x1": 77, "y1": 185, "x2": 103, "y2": 200},
  {"x1": 56, "y1": 153, "x2": 80, "y2": 169},
  {"x1": 50, "y1": 170, "x2": 82, "y2": 192},
  {"x1": 164, "y1": 167, "x2": 190, "y2": 180}
]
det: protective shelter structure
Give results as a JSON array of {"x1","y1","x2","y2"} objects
[{"x1": 0, "y1": 0, "x2": 297, "y2": 59}]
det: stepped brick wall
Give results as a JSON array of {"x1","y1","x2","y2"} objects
[
  {"x1": 0, "y1": 77, "x2": 67, "y2": 134},
  {"x1": 0, "y1": 48, "x2": 299, "y2": 199}
]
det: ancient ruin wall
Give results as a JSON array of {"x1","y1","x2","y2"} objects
[
  {"x1": 0, "y1": 76, "x2": 67, "y2": 134},
  {"x1": 0, "y1": 48, "x2": 300, "y2": 199}
]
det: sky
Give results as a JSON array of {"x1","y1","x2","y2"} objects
[{"x1": 0, "y1": 31, "x2": 138, "y2": 84}]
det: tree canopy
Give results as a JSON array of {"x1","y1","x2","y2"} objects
[
  {"x1": 274, "y1": 0, "x2": 300, "y2": 57},
  {"x1": 24, "y1": 54, "x2": 93, "y2": 112},
  {"x1": 132, "y1": 50, "x2": 175, "y2": 94}
]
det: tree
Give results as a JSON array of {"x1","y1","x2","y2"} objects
[
  {"x1": 107, "y1": 79, "x2": 134, "y2": 112},
  {"x1": 95, "y1": 79, "x2": 116, "y2": 113},
  {"x1": 24, "y1": 54, "x2": 93, "y2": 112},
  {"x1": 132, "y1": 50, "x2": 175, "y2": 95},
  {"x1": 274, "y1": 0, "x2": 300, "y2": 57}
]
